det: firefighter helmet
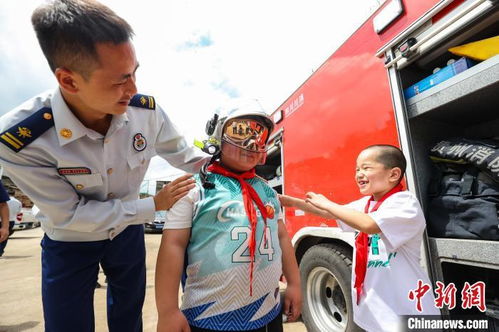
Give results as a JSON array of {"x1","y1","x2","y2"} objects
[{"x1": 202, "y1": 98, "x2": 274, "y2": 155}]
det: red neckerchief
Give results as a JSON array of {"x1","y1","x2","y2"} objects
[
  {"x1": 207, "y1": 161, "x2": 268, "y2": 296},
  {"x1": 354, "y1": 183, "x2": 403, "y2": 305}
]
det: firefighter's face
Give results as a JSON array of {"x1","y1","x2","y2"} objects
[{"x1": 355, "y1": 149, "x2": 401, "y2": 200}]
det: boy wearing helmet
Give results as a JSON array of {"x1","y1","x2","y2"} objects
[{"x1": 155, "y1": 99, "x2": 302, "y2": 332}]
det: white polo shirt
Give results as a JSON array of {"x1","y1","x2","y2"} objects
[{"x1": 339, "y1": 191, "x2": 440, "y2": 332}]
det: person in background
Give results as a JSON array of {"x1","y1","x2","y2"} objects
[
  {"x1": 0, "y1": 189, "x2": 22, "y2": 256},
  {"x1": 0, "y1": 0, "x2": 208, "y2": 331},
  {"x1": 280, "y1": 145, "x2": 439, "y2": 332},
  {"x1": 155, "y1": 100, "x2": 301, "y2": 332},
  {"x1": 0, "y1": 181, "x2": 10, "y2": 257}
]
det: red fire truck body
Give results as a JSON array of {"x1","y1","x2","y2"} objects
[{"x1": 260, "y1": 0, "x2": 499, "y2": 331}]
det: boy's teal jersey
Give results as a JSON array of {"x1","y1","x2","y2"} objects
[{"x1": 181, "y1": 173, "x2": 283, "y2": 331}]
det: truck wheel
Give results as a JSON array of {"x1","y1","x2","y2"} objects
[{"x1": 300, "y1": 244, "x2": 361, "y2": 332}]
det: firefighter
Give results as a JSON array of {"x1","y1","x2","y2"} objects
[{"x1": 0, "y1": 0, "x2": 208, "y2": 331}]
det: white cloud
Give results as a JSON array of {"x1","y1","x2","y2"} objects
[{"x1": 0, "y1": 0, "x2": 381, "y2": 182}]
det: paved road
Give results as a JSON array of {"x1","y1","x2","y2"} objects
[{"x1": 0, "y1": 227, "x2": 307, "y2": 332}]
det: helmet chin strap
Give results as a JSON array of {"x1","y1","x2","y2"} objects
[{"x1": 199, "y1": 153, "x2": 219, "y2": 189}]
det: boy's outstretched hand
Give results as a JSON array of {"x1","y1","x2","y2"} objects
[
  {"x1": 283, "y1": 283, "x2": 302, "y2": 322},
  {"x1": 154, "y1": 174, "x2": 196, "y2": 211},
  {"x1": 305, "y1": 192, "x2": 334, "y2": 211},
  {"x1": 157, "y1": 310, "x2": 190, "y2": 332}
]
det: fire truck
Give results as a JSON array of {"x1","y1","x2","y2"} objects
[{"x1": 257, "y1": 0, "x2": 499, "y2": 331}]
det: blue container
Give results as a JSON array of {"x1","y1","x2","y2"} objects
[{"x1": 404, "y1": 57, "x2": 475, "y2": 99}]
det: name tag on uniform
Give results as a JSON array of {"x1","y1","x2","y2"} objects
[{"x1": 57, "y1": 167, "x2": 92, "y2": 175}]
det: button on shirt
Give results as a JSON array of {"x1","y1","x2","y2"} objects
[{"x1": 0, "y1": 89, "x2": 208, "y2": 241}]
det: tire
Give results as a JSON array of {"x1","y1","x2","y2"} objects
[{"x1": 300, "y1": 244, "x2": 362, "y2": 332}]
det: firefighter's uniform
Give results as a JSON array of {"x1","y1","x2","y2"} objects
[{"x1": 0, "y1": 89, "x2": 207, "y2": 331}]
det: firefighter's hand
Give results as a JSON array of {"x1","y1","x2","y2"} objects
[
  {"x1": 305, "y1": 192, "x2": 333, "y2": 211},
  {"x1": 154, "y1": 174, "x2": 196, "y2": 211},
  {"x1": 283, "y1": 283, "x2": 302, "y2": 322},
  {"x1": 157, "y1": 309, "x2": 190, "y2": 332},
  {"x1": 0, "y1": 227, "x2": 9, "y2": 242}
]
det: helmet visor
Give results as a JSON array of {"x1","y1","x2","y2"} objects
[{"x1": 222, "y1": 118, "x2": 270, "y2": 152}]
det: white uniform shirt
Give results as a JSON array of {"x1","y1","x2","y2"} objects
[
  {"x1": 0, "y1": 89, "x2": 208, "y2": 241},
  {"x1": 338, "y1": 191, "x2": 439, "y2": 332},
  {"x1": 7, "y1": 197, "x2": 22, "y2": 222}
]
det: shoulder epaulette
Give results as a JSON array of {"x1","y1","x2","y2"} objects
[
  {"x1": 0, "y1": 107, "x2": 54, "y2": 153},
  {"x1": 129, "y1": 94, "x2": 156, "y2": 110}
]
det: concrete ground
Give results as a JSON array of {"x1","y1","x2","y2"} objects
[{"x1": 0, "y1": 227, "x2": 307, "y2": 332}]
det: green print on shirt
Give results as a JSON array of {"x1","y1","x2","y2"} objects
[
  {"x1": 368, "y1": 252, "x2": 397, "y2": 268},
  {"x1": 370, "y1": 234, "x2": 380, "y2": 255},
  {"x1": 367, "y1": 235, "x2": 397, "y2": 268}
]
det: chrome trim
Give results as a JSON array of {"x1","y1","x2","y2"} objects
[
  {"x1": 375, "y1": 0, "x2": 454, "y2": 57},
  {"x1": 386, "y1": 53, "x2": 436, "y2": 283},
  {"x1": 384, "y1": 0, "x2": 490, "y2": 69}
]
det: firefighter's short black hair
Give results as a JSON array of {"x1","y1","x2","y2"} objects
[{"x1": 31, "y1": 0, "x2": 134, "y2": 79}]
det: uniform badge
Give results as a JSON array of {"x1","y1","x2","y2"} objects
[
  {"x1": 17, "y1": 127, "x2": 32, "y2": 138},
  {"x1": 58, "y1": 167, "x2": 92, "y2": 176},
  {"x1": 0, "y1": 107, "x2": 54, "y2": 152},
  {"x1": 133, "y1": 133, "x2": 147, "y2": 151},
  {"x1": 129, "y1": 94, "x2": 156, "y2": 110}
]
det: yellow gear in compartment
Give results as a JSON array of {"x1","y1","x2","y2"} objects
[{"x1": 448, "y1": 36, "x2": 499, "y2": 61}]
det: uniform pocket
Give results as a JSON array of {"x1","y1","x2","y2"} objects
[
  {"x1": 65, "y1": 173, "x2": 103, "y2": 191},
  {"x1": 127, "y1": 148, "x2": 156, "y2": 170},
  {"x1": 127, "y1": 149, "x2": 156, "y2": 188}
]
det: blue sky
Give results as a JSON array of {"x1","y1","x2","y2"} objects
[{"x1": 0, "y1": 0, "x2": 382, "y2": 182}]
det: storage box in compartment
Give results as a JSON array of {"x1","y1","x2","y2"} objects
[
  {"x1": 403, "y1": 57, "x2": 476, "y2": 99},
  {"x1": 406, "y1": 54, "x2": 499, "y2": 124}
]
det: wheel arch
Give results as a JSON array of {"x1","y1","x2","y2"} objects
[{"x1": 291, "y1": 226, "x2": 355, "y2": 264}]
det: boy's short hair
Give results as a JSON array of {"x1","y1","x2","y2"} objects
[
  {"x1": 365, "y1": 144, "x2": 407, "y2": 181},
  {"x1": 31, "y1": 0, "x2": 134, "y2": 79}
]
